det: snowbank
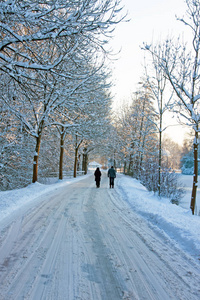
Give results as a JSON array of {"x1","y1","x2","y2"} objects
[
  {"x1": 118, "y1": 175, "x2": 200, "y2": 259},
  {"x1": 0, "y1": 175, "x2": 90, "y2": 221}
]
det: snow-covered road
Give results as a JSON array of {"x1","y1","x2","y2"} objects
[{"x1": 0, "y1": 173, "x2": 199, "y2": 300}]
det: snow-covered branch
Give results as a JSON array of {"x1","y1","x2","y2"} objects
[{"x1": 0, "y1": 0, "x2": 125, "y2": 77}]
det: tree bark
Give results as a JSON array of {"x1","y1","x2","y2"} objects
[
  {"x1": 32, "y1": 132, "x2": 42, "y2": 183},
  {"x1": 190, "y1": 129, "x2": 198, "y2": 214},
  {"x1": 123, "y1": 156, "x2": 127, "y2": 174},
  {"x1": 59, "y1": 126, "x2": 64, "y2": 180},
  {"x1": 82, "y1": 152, "x2": 88, "y2": 175},
  {"x1": 158, "y1": 128, "x2": 162, "y2": 196},
  {"x1": 73, "y1": 134, "x2": 83, "y2": 178},
  {"x1": 73, "y1": 147, "x2": 78, "y2": 178},
  {"x1": 128, "y1": 154, "x2": 132, "y2": 174},
  {"x1": 85, "y1": 153, "x2": 88, "y2": 174},
  {"x1": 82, "y1": 153, "x2": 86, "y2": 174},
  {"x1": 158, "y1": 90, "x2": 163, "y2": 197}
]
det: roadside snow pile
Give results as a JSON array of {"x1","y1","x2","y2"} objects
[
  {"x1": 0, "y1": 175, "x2": 89, "y2": 221},
  {"x1": 118, "y1": 174, "x2": 200, "y2": 259}
]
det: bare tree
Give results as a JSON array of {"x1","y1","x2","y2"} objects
[
  {"x1": 144, "y1": 0, "x2": 200, "y2": 214},
  {"x1": 143, "y1": 46, "x2": 174, "y2": 195},
  {"x1": 113, "y1": 87, "x2": 157, "y2": 178}
]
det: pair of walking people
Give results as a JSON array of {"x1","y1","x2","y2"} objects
[{"x1": 94, "y1": 166, "x2": 116, "y2": 188}]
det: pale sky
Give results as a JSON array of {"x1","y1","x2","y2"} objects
[{"x1": 110, "y1": 0, "x2": 190, "y2": 144}]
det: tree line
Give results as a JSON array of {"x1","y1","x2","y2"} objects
[
  {"x1": 111, "y1": 0, "x2": 200, "y2": 214},
  {"x1": 143, "y1": 0, "x2": 200, "y2": 215},
  {"x1": 0, "y1": 0, "x2": 124, "y2": 188}
]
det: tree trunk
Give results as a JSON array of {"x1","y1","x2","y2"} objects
[
  {"x1": 158, "y1": 93, "x2": 163, "y2": 196},
  {"x1": 128, "y1": 154, "x2": 132, "y2": 174},
  {"x1": 32, "y1": 133, "x2": 42, "y2": 183},
  {"x1": 139, "y1": 136, "x2": 145, "y2": 178},
  {"x1": 73, "y1": 147, "x2": 78, "y2": 178},
  {"x1": 190, "y1": 130, "x2": 198, "y2": 214},
  {"x1": 123, "y1": 156, "x2": 127, "y2": 174},
  {"x1": 59, "y1": 126, "x2": 64, "y2": 180},
  {"x1": 113, "y1": 153, "x2": 116, "y2": 169},
  {"x1": 73, "y1": 134, "x2": 83, "y2": 178},
  {"x1": 85, "y1": 153, "x2": 88, "y2": 174},
  {"x1": 82, "y1": 153, "x2": 86, "y2": 174},
  {"x1": 158, "y1": 128, "x2": 162, "y2": 196},
  {"x1": 82, "y1": 152, "x2": 88, "y2": 175}
]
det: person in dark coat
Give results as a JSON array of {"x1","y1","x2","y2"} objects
[
  {"x1": 107, "y1": 166, "x2": 116, "y2": 188},
  {"x1": 94, "y1": 167, "x2": 101, "y2": 188}
]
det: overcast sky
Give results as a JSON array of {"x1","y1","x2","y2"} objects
[{"x1": 110, "y1": 0, "x2": 190, "y2": 144}]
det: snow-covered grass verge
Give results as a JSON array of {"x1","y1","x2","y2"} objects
[
  {"x1": 0, "y1": 174, "x2": 90, "y2": 222},
  {"x1": 117, "y1": 174, "x2": 200, "y2": 260}
]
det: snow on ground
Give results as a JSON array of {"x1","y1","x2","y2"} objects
[
  {"x1": 0, "y1": 172, "x2": 200, "y2": 261},
  {"x1": 0, "y1": 175, "x2": 90, "y2": 221},
  {"x1": 117, "y1": 175, "x2": 200, "y2": 259},
  {"x1": 178, "y1": 174, "x2": 200, "y2": 213}
]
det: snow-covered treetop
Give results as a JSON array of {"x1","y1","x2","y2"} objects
[
  {"x1": 0, "y1": 0, "x2": 124, "y2": 79},
  {"x1": 143, "y1": 0, "x2": 200, "y2": 130}
]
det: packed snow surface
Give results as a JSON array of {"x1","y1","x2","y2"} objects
[{"x1": 0, "y1": 172, "x2": 199, "y2": 299}]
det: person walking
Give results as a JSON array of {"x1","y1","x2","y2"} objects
[
  {"x1": 108, "y1": 166, "x2": 116, "y2": 188},
  {"x1": 94, "y1": 167, "x2": 101, "y2": 188}
]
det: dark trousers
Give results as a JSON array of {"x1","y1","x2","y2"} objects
[
  {"x1": 109, "y1": 177, "x2": 114, "y2": 188},
  {"x1": 96, "y1": 180, "x2": 100, "y2": 188}
]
